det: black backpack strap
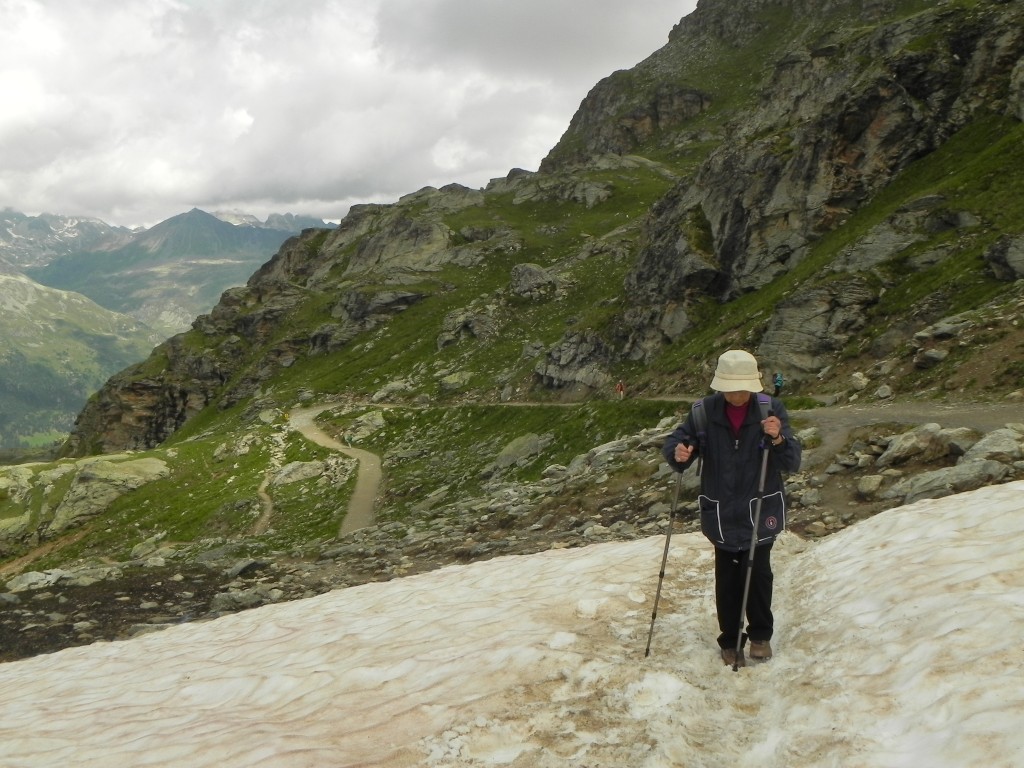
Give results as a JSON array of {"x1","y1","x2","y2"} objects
[{"x1": 690, "y1": 396, "x2": 709, "y2": 476}]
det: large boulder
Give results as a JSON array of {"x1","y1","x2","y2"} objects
[
  {"x1": 534, "y1": 331, "x2": 613, "y2": 394},
  {"x1": 959, "y1": 427, "x2": 1024, "y2": 464},
  {"x1": 984, "y1": 235, "x2": 1024, "y2": 281},
  {"x1": 882, "y1": 460, "x2": 1010, "y2": 505},
  {"x1": 510, "y1": 263, "x2": 557, "y2": 299},
  {"x1": 48, "y1": 457, "x2": 170, "y2": 535},
  {"x1": 876, "y1": 424, "x2": 949, "y2": 467}
]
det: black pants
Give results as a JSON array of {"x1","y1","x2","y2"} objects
[{"x1": 714, "y1": 543, "x2": 774, "y2": 649}]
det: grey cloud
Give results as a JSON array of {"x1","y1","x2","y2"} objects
[
  {"x1": 375, "y1": 0, "x2": 684, "y2": 80},
  {"x1": 0, "y1": 0, "x2": 695, "y2": 227}
]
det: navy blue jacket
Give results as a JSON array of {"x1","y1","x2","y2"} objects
[{"x1": 662, "y1": 393, "x2": 801, "y2": 551}]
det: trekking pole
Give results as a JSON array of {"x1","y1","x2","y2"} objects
[
  {"x1": 732, "y1": 424, "x2": 773, "y2": 672},
  {"x1": 645, "y1": 471, "x2": 682, "y2": 657}
]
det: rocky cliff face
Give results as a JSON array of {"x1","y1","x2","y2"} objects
[
  {"x1": 63, "y1": 0, "x2": 1024, "y2": 456},
  {"x1": 615, "y1": 0, "x2": 1024, "y2": 376}
]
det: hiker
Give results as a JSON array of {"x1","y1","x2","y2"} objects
[
  {"x1": 773, "y1": 371, "x2": 784, "y2": 397},
  {"x1": 662, "y1": 349, "x2": 801, "y2": 667},
  {"x1": 615, "y1": 380, "x2": 626, "y2": 400}
]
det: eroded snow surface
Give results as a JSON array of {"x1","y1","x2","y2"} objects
[{"x1": 1, "y1": 482, "x2": 1023, "y2": 767}]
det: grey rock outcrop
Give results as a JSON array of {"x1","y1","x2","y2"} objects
[
  {"x1": 984, "y1": 235, "x2": 1024, "y2": 281},
  {"x1": 756, "y1": 278, "x2": 877, "y2": 378},
  {"x1": 876, "y1": 423, "x2": 951, "y2": 467},
  {"x1": 615, "y1": 0, "x2": 1024, "y2": 360},
  {"x1": 510, "y1": 263, "x2": 557, "y2": 299},
  {"x1": 960, "y1": 426, "x2": 1024, "y2": 464},
  {"x1": 535, "y1": 331, "x2": 613, "y2": 394},
  {"x1": 49, "y1": 457, "x2": 169, "y2": 535},
  {"x1": 883, "y1": 460, "x2": 1010, "y2": 506},
  {"x1": 437, "y1": 309, "x2": 497, "y2": 350},
  {"x1": 491, "y1": 433, "x2": 554, "y2": 473},
  {"x1": 0, "y1": 456, "x2": 169, "y2": 549}
]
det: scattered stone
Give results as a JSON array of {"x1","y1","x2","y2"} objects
[{"x1": 856, "y1": 475, "x2": 885, "y2": 499}]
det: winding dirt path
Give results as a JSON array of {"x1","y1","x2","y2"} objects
[
  {"x1": 287, "y1": 404, "x2": 382, "y2": 536},
  {"x1": 0, "y1": 528, "x2": 91, "y2": 580},
  {"x1": 278, "y1": 395, "x2": 1019, "y2": 536},
  {"x1": 249, "y1": 477, "x2": 276, "y2": 536}
]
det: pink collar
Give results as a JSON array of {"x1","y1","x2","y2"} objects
[{"x1": 725, "y1": 400, "x2": 747, "y2": 436}]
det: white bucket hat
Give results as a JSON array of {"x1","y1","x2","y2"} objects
[{"x1": 710, "y1": 349, "x2": 763, "y2": 392}]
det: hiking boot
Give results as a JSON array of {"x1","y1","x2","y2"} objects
[
  {"x1": 749, "y1": 640, "x2": 773, "y2": 661},
  {"x1": 721, "y1": 647, "x2": 745, "y2": 667}
]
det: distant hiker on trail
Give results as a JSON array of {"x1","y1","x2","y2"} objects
[
  {"x1": 662, "y1": 349, "x2": 801, "y2": 667},
  {"x1": 615, "y1": 380, "x2": 626, "y2": 400},
  {"x1": 773, "y1": 371, "x2": 784, "y2": 397}
]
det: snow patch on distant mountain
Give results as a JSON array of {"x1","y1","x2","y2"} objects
[
  {"x1": 211, "y1": 210, "x2": 264, "y2": 226},
  {"x1": 0, "y1": 210, "x2": 133, "y2": 268}
]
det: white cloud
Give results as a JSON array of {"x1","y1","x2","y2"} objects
[{"x1": 0, "y1": 0, "x2": 695, "y2": 227}]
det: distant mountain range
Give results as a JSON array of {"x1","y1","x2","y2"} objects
[
  {"x1": 0, "y1": 208, "x2": 331, "y2": 272},
  {"x1": 0, "y1": 210, "x2": 134, "y2": 271},
  {"x1": 0, "y1": 207, "x2": 334, "y2": 451},
  {"x1": 10, "y1": 208, "x2": 334, "y2": 336}
]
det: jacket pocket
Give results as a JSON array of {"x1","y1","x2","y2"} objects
[
  {"x1": 698, "y1": 494, "x2": 725, "y2": 545},
  {"x1": 750, "y1": 491, "x2": 786, "y2": 543}
]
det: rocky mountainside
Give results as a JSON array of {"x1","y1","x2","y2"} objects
[
  {"x1": 548, "y1": 0, "x2": 1024, "y2": 373},
  {"x1": 62, "y1": 0, "x2": 1024, "y2": 458}
]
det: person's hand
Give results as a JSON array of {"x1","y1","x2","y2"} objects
[
  {"x1": 673, "y1": 442, "x2": 694, "y2": 463},
  {"x1": 762, "y1": 415, "x2": 782, "y2": 440}
]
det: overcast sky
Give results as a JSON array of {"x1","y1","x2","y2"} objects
[{"x1": 0, "y1": 0, "x2": 697, "y2": 229}]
